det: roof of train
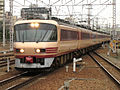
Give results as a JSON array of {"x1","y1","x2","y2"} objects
[
  {"x1": 14, "y1": 20, "x2": 58, "y2": 26},
  {"x1": 14, "y1": 19, "x2": 92, "y2": 32},
  {"x1": 14, "y1": 19, "x2": 110, "y2": 35}
]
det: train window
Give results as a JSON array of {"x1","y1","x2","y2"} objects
[
  {"x1": 61, "y1": 29, "x2": 78, "y2": 41},
  {"x1": 91, "y1": 34, "x2": 96, "y2": 39},
  {"x1": 97, "y1": 35, "x2": 99, "y2": 38},
  {"x1": 81, "y1": 32, "x2": 90, "y2": 40},
  {"x1": 97, "y1": 35, "x2": 105, "y2": 38},
  {"x1": 14, "y1": 23, "x2": 57, "y2": 42}
]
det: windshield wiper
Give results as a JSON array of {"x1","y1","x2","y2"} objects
[
  {"x1": 36, "y1": 32, "x2": 42, "y2": 43},
  {"x1": 34, "y1": 29, "x2": 38, "y2": 42},
  {"x1": 36, "y1": 30, "x2": 48, "y2": 43},
  {"x1": 22, "y1": 31, "x2": 24, "y2": 43},
  {"x1": 18, "y1": 30, "x2": 21, "y2": 42}
]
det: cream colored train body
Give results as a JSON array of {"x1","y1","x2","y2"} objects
[{"x1": 14, "y1": 19, "x2": 110, "y2": 71}]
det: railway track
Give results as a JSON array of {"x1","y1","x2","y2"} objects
[
  {"x1": 0, "y1": 51, "x2": 14, "y2": 60},
  {"x1": 7, "y1": 73, "x2": 44, "y2": 90},
  {"x1": 0, "y1": 72, "x2": 28, "y2": 86},
  {"x1": 0, "y1": 50, "x2": 14, "y2": 58},
  {"x1": 0, "y1": 59, "x2": 15, "y2": 68},
  {"x1": 88, "y1": 52, "x2": 120, "y2": 87},
  {"x1": 0, "y1": 51, "x2": 15, "y2": 68},
  {"x1": 0, "y1": 69, "x2": 52, "y2": 90},
  {"x1": 0, "y1": 53, "x2": 14, "y2": 58},
  {"x1": 0, "y1": 71, "x2": 44, "y2": 90}
]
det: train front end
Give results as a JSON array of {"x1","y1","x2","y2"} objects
[{"x1": 14, "y1": 20, "x2": 58, "y2": 71}]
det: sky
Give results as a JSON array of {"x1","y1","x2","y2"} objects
[{"x1": 4, "y1": 0, "x2": 120, "y2": 26}]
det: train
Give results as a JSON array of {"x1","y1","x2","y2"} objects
[{"x1": 14, "y1": 18, "x2": 111, "y2": 71}]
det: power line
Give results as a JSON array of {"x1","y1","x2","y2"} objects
[
  {"x1": 90, "y1": 0, "x2": 97, "y2": 4},
  {"x1": 38, "y1": 0, "x2": 49, "y2": 6},
  {"x1": 91, "y1": 5, "x2": 108, "y2": 20},
  {"x1": 25, "y1": 0, "x2": 32, "y2": 4},
  {"x1": 56, "y1": 0, "x2": 73, "y2": 15},
  {"x1": 14, "y1": 0, "x2": 25, "y2": 7},
  {"x1": 75, "y1": 0, "x2": 85, "y2": 5},
  {"x1": 51, "y1": 0, "x2": 61, "y2": 5}
]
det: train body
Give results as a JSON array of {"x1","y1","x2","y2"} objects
[{"x1": 14, "y1": 19, "x2": 110, "y2": 71}]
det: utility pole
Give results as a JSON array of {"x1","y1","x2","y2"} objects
[
  {"x1": 87, "y1": 4, "x2": 92, "y2": 27},
  {"x1": 3, "y1": 0, "x2": 5, "y2": 47},
  {"x1": 36, "y1": 0, "x2": 38, "y2": 7},
  {"x1": 9, "y1": 0, "x2": 13, "y2": 51},
  {"x1": 48, "y1": 0, "x2": 51, "y2": 19},
  {"x1": 112, "y1": 0, "x2": 116, "y2": 40},
  {"x1": 24, "y1": 0, "x2": 25, "y2": 5},
  {"x1": 49, "y1": 0, "x2": 50, "y2": 6},
  {"x1": 109, "y1": 23, "x2": 111, "y2": 34},
  {"x1": 96, "y1": 17, "x2": 99, "y2": 30},
  {"x1": 92, "y1": 19, "x2": 94, "y2": 30}
]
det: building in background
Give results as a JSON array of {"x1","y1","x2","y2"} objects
[
  {"x1": 0, "y1": 0, "x2": 4, "y2": 21},
  {"x1": 21, "y1": 6, "x2": 51, "y2": 20}
]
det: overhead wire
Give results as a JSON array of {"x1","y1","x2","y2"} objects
[
  {"x1": 12, "y1": 0, "x2": 32, "y2": 17},
  {"x1": 9, "y1": 0, "x2": 113, "y2": 25},
  {"x1": 25, "y1": 0, "x2": 32, "y2": 4},
  {"x1": 91, "y1": 0, "x2": 111, "y2": 21},
  {"x1": 79, "y1": 0, "x2": 111, "y2": 22},
  {"x1": 14, "y1": 0, "x2": 26, "y2": 7},
  {"x1": 75, "y1": 0, "x2": 85, "y2": 6},
  {"x1": 101, "y1": 0, "x2": 111, "y2": 5},
  {"x1": 72, "y1": 0, "x2": 86, "y2": 22},
  {"x1": 67, "y1": 6, "x2": 70, "y2": 16},
  {"x1": 56, "y1": 0, "x2": 72, "y2": 15},
  {"x1": 51, "y1": 0, "x2": 61, "y2": 6},
  {"x1": 90, "y1": 0, "x2": 97, "y2": 4},
  {"x1": 38, "y1": 0, "x2": 49, "y2": 6}
]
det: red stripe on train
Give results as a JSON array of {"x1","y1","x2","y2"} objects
[{"x1": 46, "y1": 47, "x2": 58, "y2": 53}]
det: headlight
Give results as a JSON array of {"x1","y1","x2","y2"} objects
[
  {"x1": 20, "y1": 49, "x2": 24, "y2": 53},
  {"x1": 36, "y1": 49, "x2": 40, "y2": 53},
  {"x1": 30, "y1": 22, "x2": 39, "y2": 28},
  {"x1": 30, "y1": 23, "x2": 35, "y2": 28},
  {"x1": 34, "y1": 23, "x2": 39, "y2": 28}
]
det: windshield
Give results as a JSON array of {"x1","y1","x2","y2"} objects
[{"x1": 14, "y1": 23, "x2": 57, "y2": 42}]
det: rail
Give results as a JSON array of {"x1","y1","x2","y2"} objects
[
  {"x1": 0, "y1": 50, "x2": 14, "y2": 58},
  {"x1": 0, "y1": 59, "x2": 15, "y2": 68},
  {"x1": 88, "y1": 52, "x2": 120, "y2": 87},
  {"x1": 0, "y1": 53, "x2": 14, "y2": 58},
  {"x1": 0, "y1": 72, "x2": 28, "y2": 86},
  {"x1": 0, "y1": 50, "x2": 13, "y2": 54},
  {"x1": 6, "y1": 64, "x2": 60, "y2": 90},
  {"x1": 7, "y1": 73, "x2": 43, "y2": 90},
  {"x1": 93, "y1": 51, "x2": 120, "y2": 70}
]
